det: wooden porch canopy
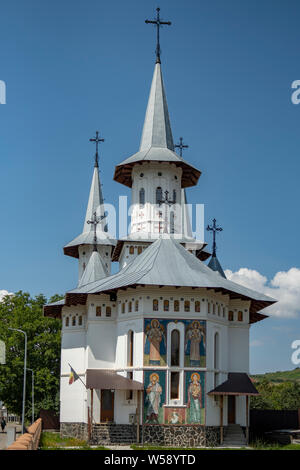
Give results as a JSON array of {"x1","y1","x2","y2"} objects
[
  {"x1": 86, "y1": 369, "x2": 144, "y2": 391},
  {"x1": 208, "y1": 373, "x2": 259, "y2": 396}
]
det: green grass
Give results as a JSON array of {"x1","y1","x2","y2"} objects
[{"x1": 39, "y1": 431, "x2": 89, "y2": 449}]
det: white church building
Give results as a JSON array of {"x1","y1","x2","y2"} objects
[{"x1": 44, "y1": 12, "x2": 275, "y2": 447}]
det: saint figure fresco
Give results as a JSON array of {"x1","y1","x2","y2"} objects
[
  {"x1": 187, "y1": 372, "x2": 203, "y2": 424},
  {"x1": 145, "y1": 373, "x2": 163, "y2": 424},
  {"x1": 184, "y1": 320, "x2": 206, "y2": 367},
  {"x1": 144, "y1": 319, "x2": 166, "y2": 365}
]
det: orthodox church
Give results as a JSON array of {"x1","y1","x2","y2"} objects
[{"x1": 44, "y1": 9, "x2": 275, "y2": 447}]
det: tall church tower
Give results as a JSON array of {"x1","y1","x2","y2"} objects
[{"x1": 63, "y1": 133, "x2": 116, "y2": 283}]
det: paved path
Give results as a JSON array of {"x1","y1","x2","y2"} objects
[{"x1": 0, "y1": 424, "x2": 22, "y2": 450}]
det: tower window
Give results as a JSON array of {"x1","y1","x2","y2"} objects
[
  {"x1": 208, "y1": 302, "x2": 211, "y2": 314},
  {"x1": 153, "y1": 299, "x2": 158, "y2": 311},
  {"x1": 65, "y1": 317, "x2": 69, "y2": 327},
  {"x1": 139, "y1": 188, "x2": 145, "y2": 206},
  {"x1": 72, "y1": 316, "x2": 76, "y2": 326},
  {"x1": 129, "y1": 246, "x2": 134, "y2": 255},
  {"x1": 137, "y1": 246, "x2": 143, "y2": 255},
  {"x1": 184, "y1": 300, "x2": 190, "y2": 312},
  {"x1": 173, "y1": 190, "x2": 176, "y2": 203},
  {"x1": 78, "y1": 316, "x2": 82, "y2": 326},
  {"x1": 164, "y1": 300, "x2": 169, "y2": 312},
  {"x1": 228, "y1": 311, "x2": 234, "y2": 321},
  {"x1": 122, "y1": 303, "x2": 125, "y2": 314},
  {"x1": 171, "y1": 330, "x2": 180, "y2": 366},
  {"x1": 156, "y1": 187, "x2": 162, "y2": 204},
  {"x1": 96, "y1": 306, "x2": 101, "y2": 317},
  {"x1": 106, "y1": 306, "x2": 111, "y2": 317},
  {"x1": 238, "y1": 311, "x2": 243, "y2": 322},
  {"x1": 195, "y1": 301, "x2": 201, "y2": 313},
  {"x1": 135, "y1": 300, "x2": 139, "y2": 312},
  {"x1": 174, "y1": 300, "x2": 179, "y2": 312},
  {"x1": 128, "y1": 301, "x2": 132, "y2": 313},
  {"x1": 82, "y1": 262, "x2": 86, "y2": 271},
  {"x1": 170, "y1": 211, "x2": 175, "y2": 234}
]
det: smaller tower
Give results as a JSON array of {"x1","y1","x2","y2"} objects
[
  {"x1": 64, "y1": 132, "x2": 116, "y2": 282},
  {"x1": 207, "y1": 218, "x2": 226, "y2": 278}
]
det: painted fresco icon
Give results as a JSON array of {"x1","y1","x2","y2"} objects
[
  {"x1": 164, "y1": 407, "x2": 186, "y2": 425},
  {"x1": 184, "y1": 320, "x2": 206, "y2": 367},
  {"x1": 145, "y1": 372, "x2": 163, "y2": 424},
  {"x1": 186, "y1": 372, "x2": 204, "y2": 424},
  {"x1": 144, "y1": 318, "x2": 166, "y2": 366}
]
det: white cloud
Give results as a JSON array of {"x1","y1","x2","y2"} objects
[
  {"x1": 0, "y1": 290, "x2": 14, "y2": 302},
  {"x1": 225, "y1": 267, "x2": 300, "y2": 319}
]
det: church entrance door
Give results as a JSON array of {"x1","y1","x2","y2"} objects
[
  {"x1": 101, "y1": 390, "x2": 114, "y2": 422},
  {"x1": 228, "y1": 396, "x2": 235, "y2": 424}
]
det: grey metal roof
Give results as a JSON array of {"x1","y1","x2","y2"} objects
[
  {"x1": 113, "y1": 64, "x2": 201, "y2": 188},
  {"x1": 208, "y1": 254, "x2": 226, "y2": 279},
  {"x1": 67, "y1": 237, "x2": 276, "y2": 308},
  {"x1": 86, "y1": 370, "x2": 143, "y2": 390},
  {"x1": 78, "y1": 250, "x2": 108, "y2": 287}
]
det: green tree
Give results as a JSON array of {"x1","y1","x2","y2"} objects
[
  {"x1": 251, "y1": 378, "x2": 300, "y2": 410},
  {"x1": 0, "y1": 291, "x2": 62, "y2": 420}
]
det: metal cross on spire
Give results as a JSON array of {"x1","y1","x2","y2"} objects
[
  {"x1": 145, "y1": 7, "x2": 171, "y2": 64},
  {"x1": 206, "y1": 218, "x2": 223, "y2": 257},
  {"x1": 87, "y1": 211, "x2": 105, "y2": 251},
  {"x1": 89, "y1": 131, "x2": 104, "y2": 168},
  {"x1": 175, "y1": 137, "x2": 189, "y2": 158}
]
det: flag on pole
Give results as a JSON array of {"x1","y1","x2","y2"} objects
[{"x1": 69, "y1": 365, "x2": 80, "y2": 385}]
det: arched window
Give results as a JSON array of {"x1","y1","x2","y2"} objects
[
  {"x1": 128, "y1": 301, "x2": 132, "y2": 313},
  {"x1": 96, "y1": 306, "x2": 101, "y2": 317},
  {"x1": 135, "y1": 300, "x2": 139, "y2": 312},
  {"x1": 72, "y1": 316, "x2": 76, "y2": 326},
  {"x1": 228, "y1": 311, "x2": 234, "y2": 321},
  {"x1": 139, "y1": 188, "x2": 145, "y2": 206},
  {"x1": 137, "y1": 246, "x2": 143, "y2": 255},
  {"x1": 78, "y1": 316, "x2": 82, "y2": 326},
  {"x1": 129, "y1": 246, "x2": 134, "y2": 255},
  {"x1": 223, "y1": 307, "x2": 226, "y2": 317},
  {"x1": 174, "y1": 300, "x2": 180, "y2": 312},
  {"x1": 82, "y1": 262, "x2": 86, "y2": 271},
  {"x1": 170, "y1": 211, "x2": 175, "y2": 234},
  {"x1": 156, "y1": 187, "x2": 162, "y2": 204},
  {"x1": 208, "y1": 302, "x2": 211, "y2": 314},
  {"x1": 122, "y1": 303, "x2": 125, "y2": 314},
  {"x1": 173, "y1": 190, "x2": 176, "y2": 203},
  {"x1": 238, "y1": 311, "x2": 243, "y2": 322},
  {"x1": 195, "y1": 301, "x2": 201, "y2": 313},
  {"x1": 127, "y1": 330, "x2": 134, "y2": 367},
  {"x1": 171, "y1": 329, "x2": 180, "y2": 366},
  {"x1": 213, "y1": 304, "x2": 216, "y2": 314},
  {"x1": 65, "y1": 317, "x2": 69, "y2": 327},
  {"x1": 170, "y1": 372, "x2": 180, "y2": 400},
  {"x1": 153, "y1": 299, "x2": 158, "y2": 311},
  {"x1": 164, "y1": 300, "x2": 169, "y2": 312},
  {"x1": 214, "y1": 332, "x2": 220, "y2": 389},
  {"x1": 184, "y1": 300, "x2": 190, "y2": 312},
  {"x1": 218, "y1": 305, "x2": 221, "y2": 316},
  {"x1": 106, "y1": 306, "x2": 111, "y2": 317}
]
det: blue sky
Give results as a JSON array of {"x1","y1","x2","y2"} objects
[{"x1": 0, "y1": 0, "x2": 300, "y2": 373}]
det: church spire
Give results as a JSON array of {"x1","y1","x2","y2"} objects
[
  {"x1": 82, "y1": 132, "x2": 106, "y2": 233},
  {"x1": 139, "y1": 62, "x2": 174, "y2": 152}
]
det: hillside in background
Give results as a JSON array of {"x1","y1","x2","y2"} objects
[{"x1": 252, "y1": 368, "x2": 300, "y2": 384}]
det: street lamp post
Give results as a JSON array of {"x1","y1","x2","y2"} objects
[
  {"x1": 8, "y1": 328, "x2": 27, "y2": 433},
  {"x1": 27, "y1": 368, "x2": 34, "y2": 424}
]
